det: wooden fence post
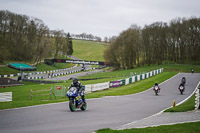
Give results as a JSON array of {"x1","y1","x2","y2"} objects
[
  {"x1": 30, "y1": 89, "x2": 32, "y2": 100},
  {"x1": 50, "y1": 88, "x2": 52, "y2": 100}
]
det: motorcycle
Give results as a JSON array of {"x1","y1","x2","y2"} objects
[
  {"x1": 181, "y1": 77, "x2": 186, "y2": 85},
  {"x1": 67, "y1": 87, "x2": 87, "y2": 112},
  {"x1": 191, "y1": 68, "x2": 194, "y2": 74},
  {"x1": 179, "y1": 84, "x2": 185, "y2": 95},
  {"x1": 153, "y1": 85, "x2": 160, "y2": 95}
]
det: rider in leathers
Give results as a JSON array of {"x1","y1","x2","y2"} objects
[{"x1": 68, "y1": 78, "x2": 85, "y2": 102}]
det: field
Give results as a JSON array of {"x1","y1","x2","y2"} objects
[{"x1": 72, "y1": 39, "x2": 107, "y2": 61}]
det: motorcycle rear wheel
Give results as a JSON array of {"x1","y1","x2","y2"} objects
[
  {"x1": 155, "y1": 90, "x2": 158, "y2": 95},
  {"x1": 81, "y1": 102, "x2": 87, "y2": 111},
  {"x1": 180, "y1": 91, "x2": 183, "y2": 95}
]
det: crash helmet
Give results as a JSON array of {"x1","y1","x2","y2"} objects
[{"x1": 73, "y1": 78, "x2": 78, "y2": 84}]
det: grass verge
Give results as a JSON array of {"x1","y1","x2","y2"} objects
[
  {"x1": 164, "y1": 94, "x2": 195, "y2": 112},
  {"x1": 96, "y1": 121, "x2": 200, "y2": 133}
]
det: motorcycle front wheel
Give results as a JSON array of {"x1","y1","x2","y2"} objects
[
  {"x1": 69, "y1": 99, "x2": 76, "y2": 112},
  {"x1": 155, "y1": 90, "x2": 158, "y2": 95}
]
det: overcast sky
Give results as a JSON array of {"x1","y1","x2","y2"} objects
[{"x1": 0, "y1": 0, "x2": 199, "y2": 38}]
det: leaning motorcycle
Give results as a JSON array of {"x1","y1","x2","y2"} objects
[
  {"x1": 153, "y1": 86, "x2": 160, "y2": 95},
  {"x1": 67, "y1": 87, "x2": 87, "y2": 112},
  {"x1": 179, "y1": 85, "x2": 185, "y2": 95}
]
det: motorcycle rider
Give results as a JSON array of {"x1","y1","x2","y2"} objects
[
  {"x1": 179, "y1": 82, "x2": 185, "y2": 93},
  {"x1": 153, "y1": 82, "x2": 161, "y2": 92},
  {"x1": 179, "y1": 82, "x2": 185, "y2": 88},
  {"x1": 68, "y1": 78, "x2": 85, "y2": 102},
  {"x1": 191, "y1": 68, "x2": 194, "y2": 74},
  {"x1": 181, "y1": 77, "x2": 186, "y2": 85}
]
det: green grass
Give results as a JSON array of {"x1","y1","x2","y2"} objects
[
  {"x1": 162, "y1": 63, "x2": 200, "y2": 73},
  {"x1": 96, "y1": 121, "x2": 200, "y2": 133},
  {"x1": 164, "y1": 94, "x2": 196, "y2": 112},
  {"x1": 72, "y1": 40, "x2": 107, "y2": 61},
  {"x1": 0, "y1": 82, "x2": 71, "y2": 110},
  {"x1": 0, "y1": 66, "x2": 19, "y2": 75}
]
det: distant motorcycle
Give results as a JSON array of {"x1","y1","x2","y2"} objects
[
  {"x1": 67, "y1": 87, "x2": 87, "y2": 112},
  {"x1": 153, "y1": 85, "x2": 160, "y2": 95},
  {"x1": 191, "y1": 69, "x2": 194, "y2": 74},
  {"x1": 179, "y1": 84, "x2": 185, "y2": 95}
]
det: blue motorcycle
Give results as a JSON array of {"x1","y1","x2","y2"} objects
[{"x1": 67, "y1": 87, "x2": 87, "y2": 112}]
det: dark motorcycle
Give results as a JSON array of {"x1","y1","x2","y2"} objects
[
  {"x1": 191, "y1": 69, "x2": 194, "y2": 74},
  {"x1": 153, "y1": 85, "x2": 160, "y2": 95},
  {"x1": 67, "y1": 87, "x2": 87, "y2": 112},
  {"x1": 181, "y1": 77, "x2": 186, "y2": 85},
  {"x1": 179, "y1": 84, "x2": 185, "y2": 95}
]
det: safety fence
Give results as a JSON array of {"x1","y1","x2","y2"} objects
[
  {"x1": 30, "y1": 85, "x2": 66, "y2": 100},
  {"x1": 83, "y1": 68, "x2": 164, "y2": 93}
]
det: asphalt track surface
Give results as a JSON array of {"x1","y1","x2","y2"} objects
[{"x1": 0, "y1": 73, "x2": 200, "y2": 133}]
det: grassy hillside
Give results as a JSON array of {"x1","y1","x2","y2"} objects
[{"x1": 72, "y1": 40, "x2": 108, "y2": 61}]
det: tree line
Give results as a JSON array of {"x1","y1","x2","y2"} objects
[
  {"x1": 71, "y1": 33, "x2": 102, "y2": 42},
  {"x1": 104, "y1": 17, "x2": 200, "y2": 69},
  {"x1": 0, "y1": 10, "x2": 73, "y2": 64}
]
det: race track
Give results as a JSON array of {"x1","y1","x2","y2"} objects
[{"x1": 0, "y1": 73, "x2": 200, "y2": 133}]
